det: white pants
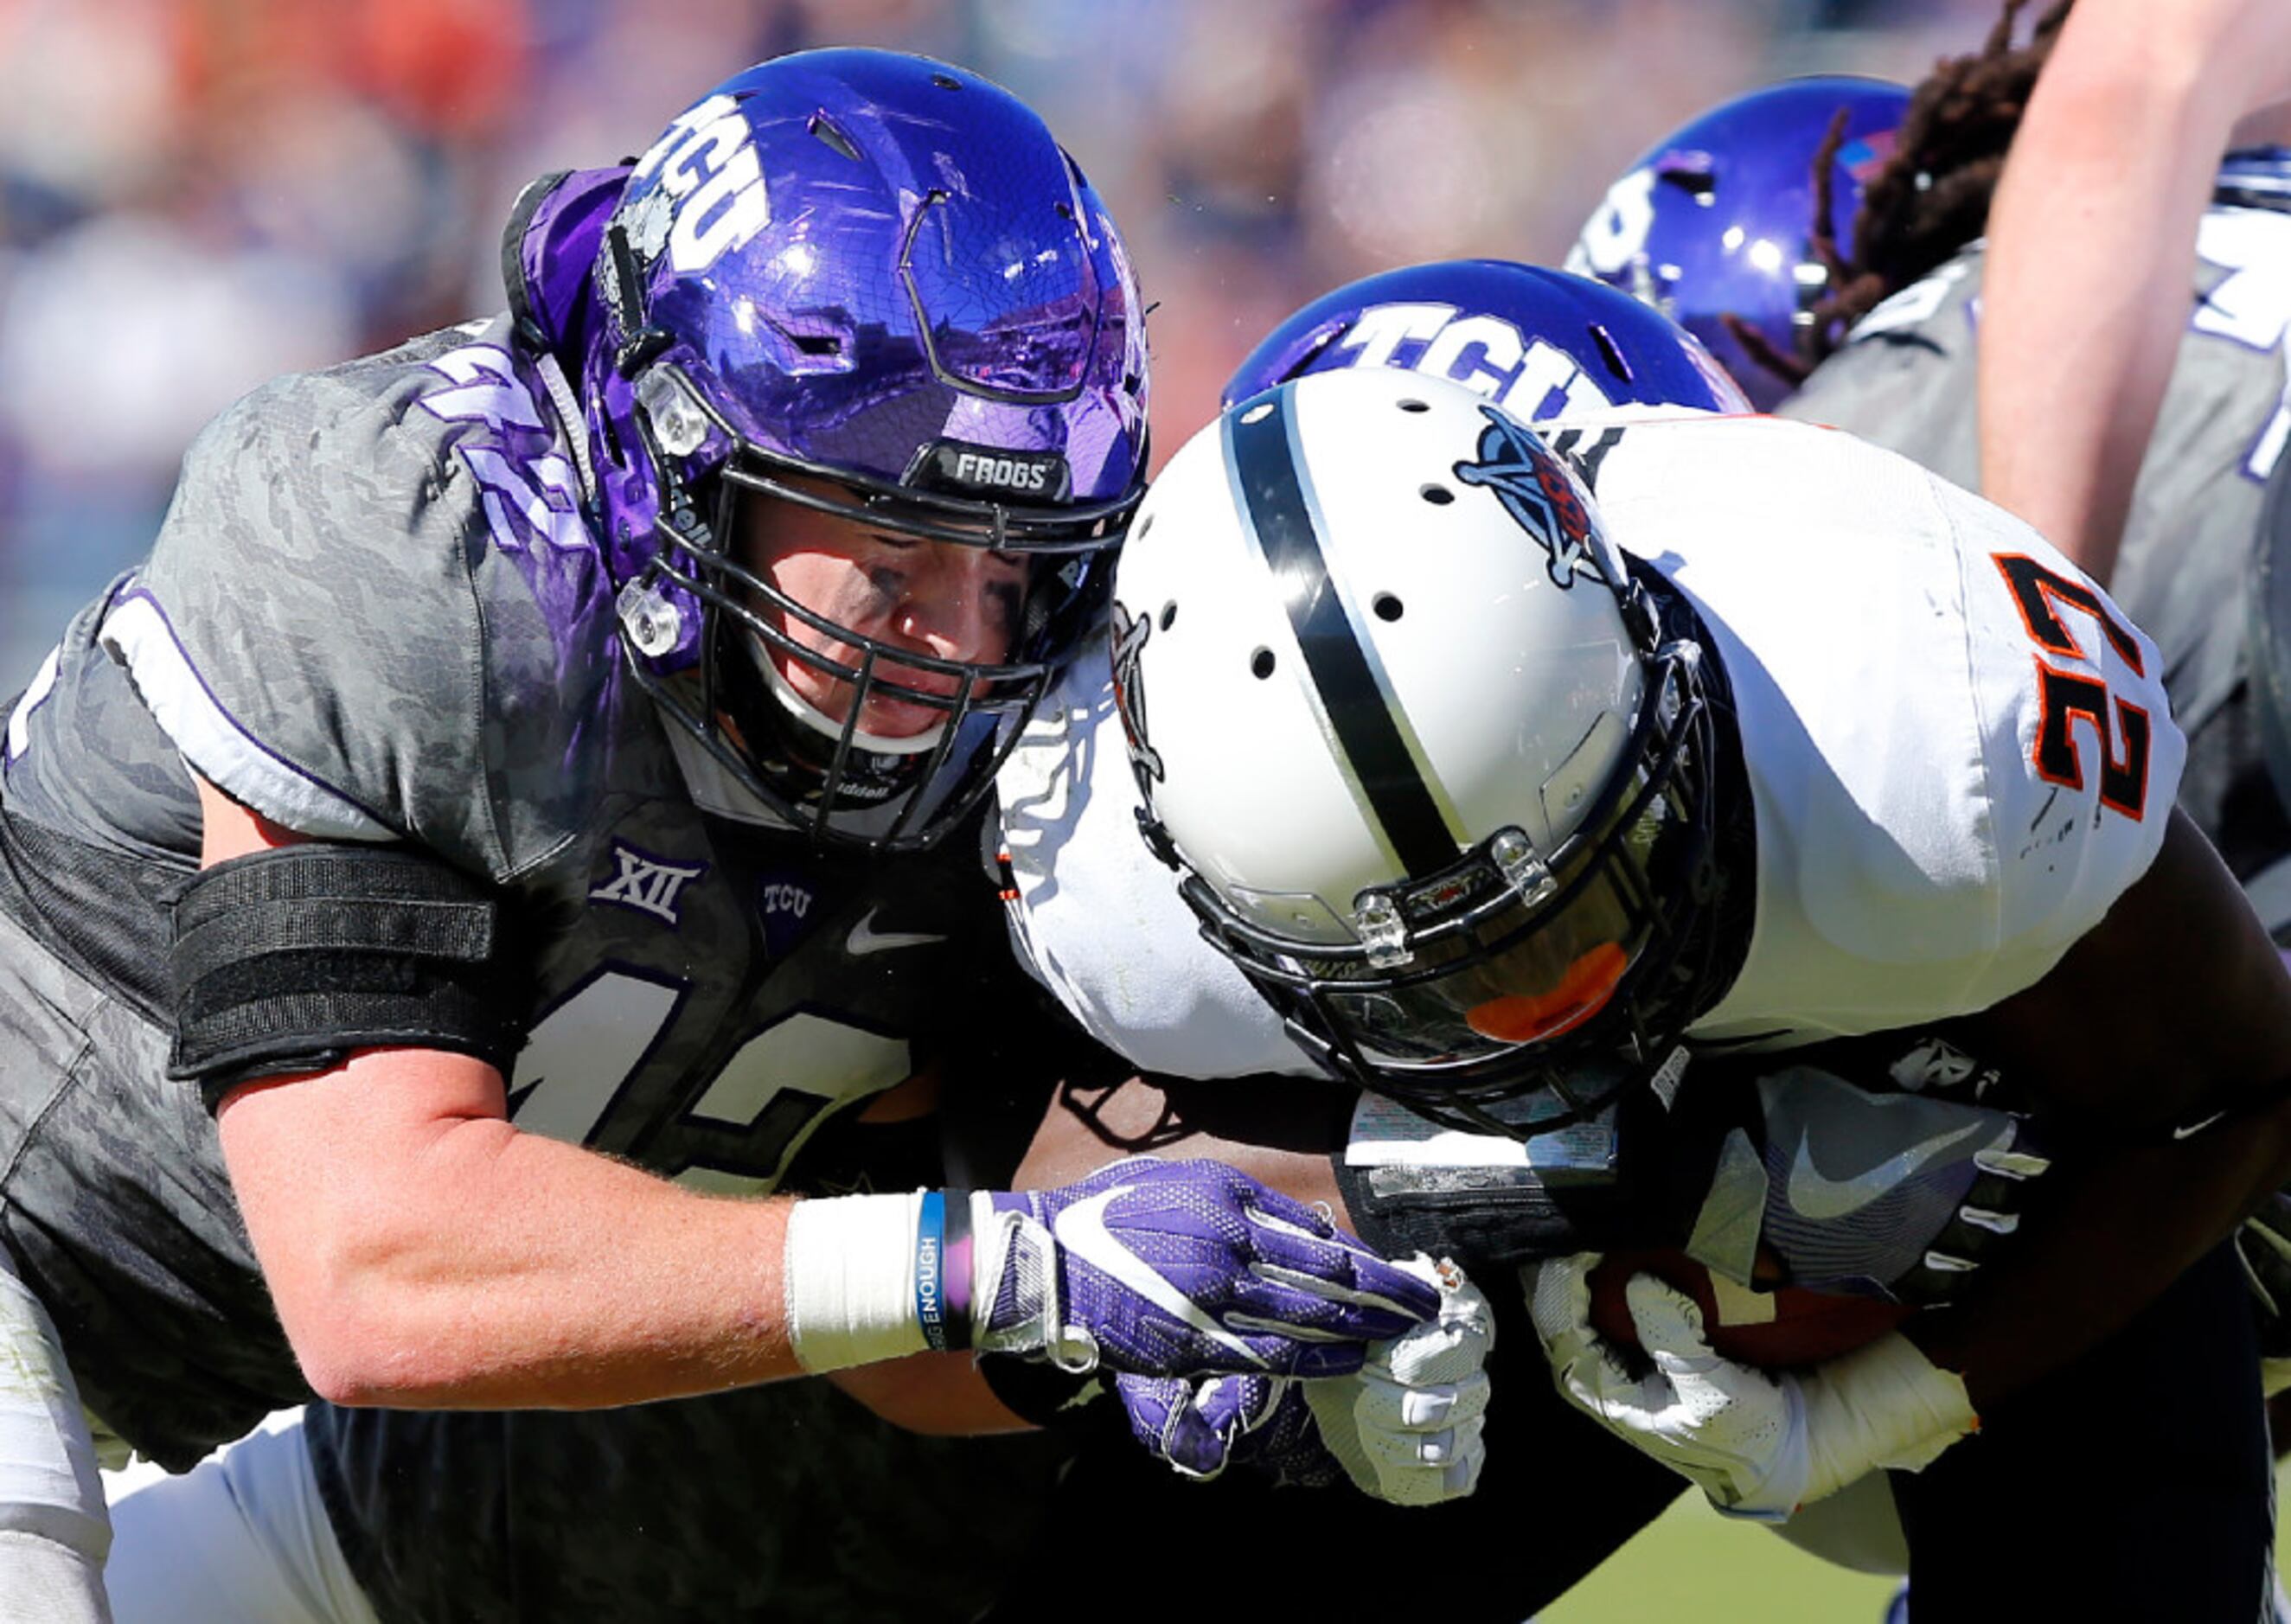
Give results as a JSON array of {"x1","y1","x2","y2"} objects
[
  {"x1": 104, "y1": 1410, "x2": 375, "y2": 1624},
  {"x1": 0, "y1": 1248, "x2": 112, "y2": 1623}
]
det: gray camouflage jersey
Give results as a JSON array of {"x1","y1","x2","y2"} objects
[
  {"x1": 1782, "y1": 155, "x2": 2291, "y2": 892},
  {"x1": 0, "y1": 312, "x2": 1064, "y2": 1613}
]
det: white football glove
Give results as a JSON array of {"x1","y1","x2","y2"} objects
[
  {"x1": 1303, "y1": 1256, "x2": 1495, "y2": 1506},
  {"x1": 1117, "y1": 1255, "x2": 1494, "y2": 1506},
  {"x1": 2233, "y1": 1190, "x2": 2291, "y2": 1396},
  {"x1": 1527, "y1": 1254, "x2": 1976, "y2": 1519}
]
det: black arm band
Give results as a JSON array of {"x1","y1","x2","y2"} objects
[{"x1": 167, "y1": 845, "x2": 518, "y2": 1111}]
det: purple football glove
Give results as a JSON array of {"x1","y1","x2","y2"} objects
[
  {"x1": 1117, "y1": 1256, "x2": 1495, "y2": 1505},
  {"x1": 976, "y1": 1157, "x2": 1437, "y2": 1378},
  {"x1": 1117, "y1": 1372, "x2": 1341, "y2": 1487}
]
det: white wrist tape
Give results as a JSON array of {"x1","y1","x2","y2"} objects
[
  {"x1": 1802, "y1": 1332, "x2": 1979, "y2": 1501},
  {"x1": 782, "y1": 1192, "x2": 929, "y2": 1374}
]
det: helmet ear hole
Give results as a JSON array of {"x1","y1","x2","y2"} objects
[
  {"x1": 1373, "y1": 593, "x2": 1404, "y2": 623},
  {"x1": 1657, "y1": 163, "x2": 1717, "y2": 199},
  {"x1": 1589, "y1": 323, "x2": 1632, "y2": 383},
  {"x1": 1250, "y1": 648, "x2": 1277, "y2": 680},
  {"x1": 1159, "y1": 601, "x2": 1178, "y2": 631},
  {"x1": 1398, "y1": 398, "x2": 1430, "y2": 414},
  {"x1": 1420, "y1": 484, "x2": 1454, "y2": 506},
  {"x1": 806, "y1": 112, "x2": 862, "y2": 163}
]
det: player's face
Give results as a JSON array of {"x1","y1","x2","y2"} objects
[
  {"x1": 738, "y1": 479, "x2": 1030, "y2": 739},
  {"x1": 1327, "y1": 836, "x2": 1643, "y2": 1070}
]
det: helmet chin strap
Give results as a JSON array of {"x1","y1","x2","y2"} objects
[
  {"x1": 743, "y1": 629, "x2": 948, "y2": 758},
  {"x1": 660, "y1": 726, "x2": 798, "y2": 831}
]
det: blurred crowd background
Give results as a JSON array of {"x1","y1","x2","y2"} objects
[{"x1": 0, "y1": 0, "x2": 2007, "y2": 681}]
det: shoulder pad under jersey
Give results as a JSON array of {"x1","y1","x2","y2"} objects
[
  {"x1": 116, "y1": 316, "x2": 623, "y2": 877},
  {"x1": 1580, "y1": 415, "x2": 2184, "y2": 1046}
]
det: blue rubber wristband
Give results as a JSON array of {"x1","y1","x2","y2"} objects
[{"x1": 916, "y1": 1190, "x2": 952, "y2": 1352}]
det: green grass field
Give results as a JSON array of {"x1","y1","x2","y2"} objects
[
  {"x1": 1545, "y1": 1492, "x2": 1896, "y2": 1623},
  {"x1": 1540, "y1": 1461, "x2": 2291, "y2": 1622}
]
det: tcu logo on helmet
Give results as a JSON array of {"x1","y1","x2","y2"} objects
[
  {"x1": 624, "y1": 93, "x2": 771, "y2": 274},
  {"x1": 1453, "y1": 406, "x2": 1616, "y2": 590},
  {"x1": 1333, "y1": 301, "x2": 1626, "y2": 419},
  {"x1": 1108, "y1": 599, "x2": 1163, "y2": 784}
]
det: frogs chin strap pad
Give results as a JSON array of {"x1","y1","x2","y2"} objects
[{"x1": 167, "y1": 844, "x2": 518, "y2": 1111}]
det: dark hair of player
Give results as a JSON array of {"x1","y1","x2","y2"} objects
[{"x1": 1737, "y1": 0, "x2": 2074, "y2": 392}]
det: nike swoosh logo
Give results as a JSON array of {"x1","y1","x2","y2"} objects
[
  {"x1": 1787, "y1": 1121, "x2": 1993, "y2": 1222},
  {"x1": 1053, "y1": 1186, "x2": 1267, "y2": 1368},
  {"x1": 2173, "y1": 1111, "x2": 2226, "y2": 1141},
  {"x1": 847, "y1": 907, "x2": 948, "y2": 956}
]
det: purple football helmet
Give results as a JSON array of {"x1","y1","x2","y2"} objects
[
  {"x1": 552, "y1": 50, "x2": 1146, "y2": 850},
  {"x1": 1565, "y1": 76, "x2": 1910, "y2": 412},
  {"x1": 1223, "y1": 259, "x2": 1750, "y2": 418}
]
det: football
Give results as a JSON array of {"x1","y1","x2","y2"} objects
[{"x1": 1586, "y1": 1248, "x2": 1913, "y2": 1370}]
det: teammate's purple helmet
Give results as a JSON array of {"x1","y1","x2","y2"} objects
[
  {"x1": 1223, "y1": 259, "x2": 1750, "y2": 419},
  {"x1": 1565, "y1": 76, "x2": 1910, "y2": 412},
  {"x1": 545, "y1": 50, "x2": 1146, "y2": 850}
]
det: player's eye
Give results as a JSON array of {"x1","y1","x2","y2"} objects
[
  {"x1": 858, "y1": 529, "x2": 921, "y2": 559},
  {"x1": 985, "y1": 579, "x2": 1024, "y2": 635}
]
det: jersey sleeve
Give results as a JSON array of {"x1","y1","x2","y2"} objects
[
  {"x1": 1943, "y1": 472, "x2": 2186, "y2": 987},
  {"x1": 112, "y1": 361, "x2": 484, "y2": 851},
  {"x1": 1596, "y1": 417, "x2": 2185, "y2": 1046},
  {"x1": 106, "y1": 321, "x2": 613, "y2": 879},
  {"x1": 996, "y1": 641, "x2": 1321, "y2": 1081}
]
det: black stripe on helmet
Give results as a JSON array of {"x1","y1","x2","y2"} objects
[{"x1": 1224, "y1": 387, "x2": 1460, "y2": 878}]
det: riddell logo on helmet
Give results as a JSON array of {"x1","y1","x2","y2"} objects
[{"x1": 913, "y1": 441, "x2": 1072, "y2": 501}]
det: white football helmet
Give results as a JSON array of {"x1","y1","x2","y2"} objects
[{"x1": 1110, "y1": 368, "x2": 1724, "y2": 1130}]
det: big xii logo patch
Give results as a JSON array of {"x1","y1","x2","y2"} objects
[{"x1": 590, "y1": 841, "x2": 708, "y2": 925}]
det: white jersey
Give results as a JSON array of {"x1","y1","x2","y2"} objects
[
  {"x1": 1001, "y1": 641, "x2": 1315, "y2": 1077},
  {"x1": 1592, "y1": 415, "x2": 2179, "y2": 1044},
  {"x1": 999, "y1": 414, "x2": 2182, "y2": 1076}
]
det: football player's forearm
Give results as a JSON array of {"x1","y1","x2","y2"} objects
[
  {"x1": 1917, "y1": 809, "x2": 2291, "y2": 1402},
  {"x1": 826, "y1": 1353, "x2": 1034, "y2": 1435},
  {"x1": 1979, "y1": 0, "x2": 2291, "y2": 584},
  {"x1": 1904, "y1": 1097, "x2": 2291, "y2": 1407},
  {"x1": 260, "y1": 1110, "x2": 808, "y2": 1410},
  {"x1": 1978, "y1": 21, "x2": 2213, "y2": 583}
]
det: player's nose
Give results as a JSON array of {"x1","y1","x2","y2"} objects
[{"x1": 894, "y1": 547, "x2": 1013, "y2": 668}]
